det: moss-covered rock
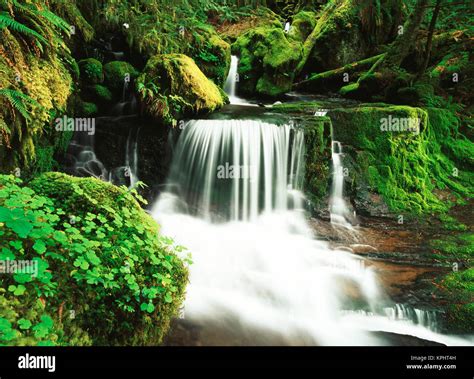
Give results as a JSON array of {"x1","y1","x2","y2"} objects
[
  {"x1": 192, "y1": 28, "x2": 231, "y2": 87},
  {"x1": 438, "y1": 268, "x2": 474, "y2": 333},
  {"x1": 232, "y1": 25, "x2": 302, "y2": 97},
  {"x1": 303, "y1": 0, "x2": 402, "y2": 73},
  {"x1": 327, "y1": 105, "x2": 473, "y2": 214},
  {"x1": 81, "y1": 84, "x2": 114, "y2": 107},
  {"x1": 78, "y1": 58, "x2": 104, "y2": 84},
  {"x1": 103, "y1": 61, "x2": 139, "y2": 93},
  {"x1": 288, "y1": 11, "x2": 317, "y2": 43},
  {"x1": 0, "y1": 172, "x2": 190, "y2": 346},
  {"x1": 77, "y1": 100, "x2": 98, "y2": 117},
  {"x1": 136, "y1": 54, "x2": 226, "y2": 124}
]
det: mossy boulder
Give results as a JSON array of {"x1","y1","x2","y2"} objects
[
  {"x1": 77, "y1": 100, "x2": 98, "y2": 117},
  {"x1": 0, "y1": 172, "x2": 189, "y2": 345},
  {"x1": 327, "y1": 105, "x2": 473, "y2": 215},
  {"x1": 103, "y1": 61, "x2": 140, "y2": 93},
  {"x1": 82, "y1": 84, "x2": 114, "y2": 106},
  {"x1": 193, "y1": 29, "x2": 231, "y2": 87},
  {"x1": 288, "y1": 11, "x2": 317, "y2": 43},
  {"x1": 78, "y1": 58, "x2": 104, "y2": 84},
  {"x1": 232, "y1": 25, "x2": 302, "y2": 97},
  {"x1": 136, "y1": 54, "x2": 227, "y2": 124}
]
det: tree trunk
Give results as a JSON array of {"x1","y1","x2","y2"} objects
[
  {"x1": 418, "y1": 0, "x2": 442, "y2": 77},
  {"x1": 384, "y1": 0, "x2": 430, "y2": 68}
]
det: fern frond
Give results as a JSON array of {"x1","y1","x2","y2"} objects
[
  {"x1": 0, "y1": 88, "x2": 42, "y2": 121},
  {"x1": 0, "y1": 11, "x2": 48, "y2": 45}
]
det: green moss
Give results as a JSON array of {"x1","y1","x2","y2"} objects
[
  {"x1": 193, "y1": 31, "x2": 231, "y2": 87},
  {"x1": 136, "y1": 54, "x2": 226, "y2": 125},
  {"x1": 289, "y1": 11, "x2": 317, "y2": 43},
  {"x1": 233, "y1": 25, "x2": 302, "y2": 97},
  {"x1": 438, "y1": 268, "x2": 474, "y2": 332},
  {"x1": 437, "y1": 214, "x2": 468, "y2": 232},
  {"x1": 0, "y1": 172, "x2": 190, "y2": 345},
  {"x1": 82, "y1": 84, "x2": 114, "y2": 105},
  {"x1": 103, "y1": 61, "x2": 139, "y2": 92},
  {"x1": 431, "y1": 233, "x2": 473, "y2": 262},
  {"x1": 329, "y1": 105, "x2": 472, "y2": 214},
  {"x1": 78, "y1": 58, "x2": 103, "y2": 85},
  {"x1": 339, "y1": 82, "x2": 359, "y2": 95},
  {"x1": 77, "y1": 101, "x2": 98, "y2": 117},
  {"x1": 302, "y1": 117, "x2": 332, "y2": 207},
  {"x1": 431, "y1": 52, "x2": 469, "y2": 79}
]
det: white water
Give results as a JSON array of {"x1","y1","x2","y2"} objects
[
  {"x1": 125, "y1": 128, "x2": 139, "y2": 188},
  {"x1": 224, "y1": 56, "x2": 253, "y2": 106},
  {"x1": 330, "y1": 141, "x2": 354, "y2": 228},
  {"x1": 152, "y1": 119, "x2": 473, "y2": 346},
  {"x1": 69, "y1": 132, "x2": 108, "y2": 180}
]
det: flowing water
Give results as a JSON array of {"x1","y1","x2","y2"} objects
[
  {"x1": 147, "y1": 67, "x2": 474, "y2": 346},
  {"x1": 152, "y1": 117, "x2": 471, "y2": 346},
  {"x1": 329, "y1": 141, "x2": 355, "y2": 228},
  {"x1": 224, "y1": 56, "x2": 252, "y2": 106}
]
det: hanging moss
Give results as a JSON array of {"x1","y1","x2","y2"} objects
[{"x1": 328, "y1": 105, "x2": 473, "y2": 214}]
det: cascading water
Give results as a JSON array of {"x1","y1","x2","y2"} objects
[
  {"x1": 224, "y1": 56, "x2": 251, "y2": 106},
  {"x1": 67, "y1": 131, "x2": 108, "y2": 180},
  {"x1": 152, "y1": 119, "x2": 471, "y2": 346},
  {"x1": 124, "y1": 128, "x2": 140, "y2": 188},
  {"x1": 330, "y1": 140, "x2": 354, "y2": 228}
]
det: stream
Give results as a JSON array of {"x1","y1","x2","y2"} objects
[{"x1": 65, "y1": 56, "x2": 473, "y2": 347}]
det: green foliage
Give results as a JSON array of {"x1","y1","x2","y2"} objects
[
  {"x1": 103, "y1": 61, "x2": 139, "y2": 92},
  {"x1": 0, "y1": 89, "x2": 42, "y2": 122},
  {"x1": 78, "y1": 58, "x2": 103, "y2": 84},
  {"x1": 0, "y1": 173, "x2": 189, "y2": 345},
  {"x1": 328, "y1": 105, "x2": 472, "y2": 214},
  {"x1": 0, "y1": 0, "x2": 74, "y2": 171},
  {"x1": 438, "y1": 268, "x2": 474, "y2": 333},
  {"x1": 136, "y1": 54, "x2": 226, "y2": 125},
  {"x1": 431, "y1": 233, "x2": 473, "y2": 264},
  {"x1": 233, "y1": 24, "x2": 302, "y2": 96}
]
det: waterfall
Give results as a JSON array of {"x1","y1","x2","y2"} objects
[
  {"x1": 161, "y1": 120, "x2": 305, "y2": 222},
  {"x1": 330, "y1": 140, "x2": 354, "y2": 227},
  {"x1": 153, "y1": 119, "x2": 384, "y2": 345},
  {"x1": 125, "y1": 128, "x2": 140, "y2": 188},
  {"x1": 224, "y1": 56, "x2": 250, "y2": 106},
  {"x1": 68, "y1": 131, "x2": 108, "y2": 180},
  {"x1": 152, "y1": 119, "x2": 470, "y2": 346}
]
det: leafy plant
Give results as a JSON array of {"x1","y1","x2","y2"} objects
[{"x1": 0, "y1": 173, "x2": 189, "y2": 346}]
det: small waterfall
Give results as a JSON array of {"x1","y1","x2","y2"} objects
[
  {"x1": 125, "y1": 128, "x2": 140, "y2": 188},
  {"x1": 161, "y1": 120, "x2": 305, "y2": 222},
  {"x1": 330, "y1": 140, "x2": 354, "y2": 227},
  {"x1": 67, "y1": 131, "x2": 108, "y2": 180},
  {"x1": 111, "y1": 79, "x2": 137, "y2": 116},
  {"x1": 224, "y1": 56, "x2": 249, "y2": 106},
  {"x1": 384, "y1": 304, "x2": 439, "y2": 332},
  {"x1": 151, "y1": 118, "x2": 472, "y2": 346}
]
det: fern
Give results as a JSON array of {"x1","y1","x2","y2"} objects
[
  {"x1": 0, "y1": 88, "x2": 42, "y2": 121},
  {"x1": 0, "y1": 11, "x2": 48, "y2": 45}
]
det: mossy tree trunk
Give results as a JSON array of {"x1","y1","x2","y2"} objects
[{"x1": 384, "y1": 0, "x2": 430, "y2": 68}]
